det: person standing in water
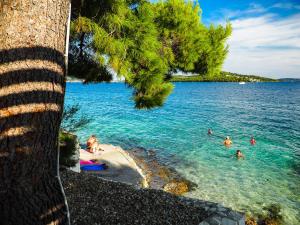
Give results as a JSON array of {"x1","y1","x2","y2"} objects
[
  {"x1": 208, "y1": 129, "x2": 213, "y2": 135},
  {"x1": 250, "y1": 136, "x2": 256, "y2": 145},
  {"x1": 224, "y1": 136, "x2": 232, "y2": 146}
]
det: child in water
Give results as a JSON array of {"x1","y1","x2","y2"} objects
[
  {"x1": 208, "y1": 129, "x2": 213, "y2": 135},
  {"x1": 235, "y1": 150, "x2": 245, "y2": 159}
]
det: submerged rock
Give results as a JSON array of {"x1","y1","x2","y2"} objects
[
  {"x1": 128, "y1": 147, "x2": 197, "y2": 194},
  {"x1": 263, "y1": 218, "x2": 281, "y2": 225},
  {"x1": 245, "y1": 216, "x2": 258, "y2": 225},
  {"x1": 163, "y1": 180, "x2": 189, "y2": 195},
  {"x1": 246, "y1": 204, "x2": 283, "y2": 225}
]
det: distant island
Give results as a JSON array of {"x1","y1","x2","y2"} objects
[
  {"x1": 67, "y1": 73, "x2": 300, "y2": 83},
  {"x1": 278, "y1": 78, "x2": 300, "y2": 82},
  {"x1": 171, "y1": 71, "x2": 278, "y2": 82}
]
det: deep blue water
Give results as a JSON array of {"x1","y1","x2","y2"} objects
[{"x1": 65, "y1": 82, "x2": 300, "y2": 224}]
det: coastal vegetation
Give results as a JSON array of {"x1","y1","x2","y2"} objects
[
  {"x1": 59, "y1": 132, "x2": 78, "y2": 168},
  {"x1": 59, "y1": 105, "x2": 90, "y2": 168},
  {"x1": 171, "y1": 72, "x2": 278, "y2": 82},
  {"x1": 69, "y1": 0, "x2": 231, "y2": 108},
  {"x1": 61, "y1": 104, "x2": 91, "y2": 133}
]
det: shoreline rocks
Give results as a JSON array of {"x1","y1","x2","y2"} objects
[
  {"x1": 61, "y1": 170, "x2": 245, "y2": 225},
  {"x1": 61, "y1": 170, "x2": 209, "y2": 225},
  {"x1": 77, "y1": 143, "x2": 197, "y2": 195},
  {"x1": 128, "y1": 147, "x2": 197, "y2": 195},
  {"x1": 163, "y1": 180, "x2": 189, "y2": 195}
]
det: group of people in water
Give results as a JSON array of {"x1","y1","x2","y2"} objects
[
  {"x1": 207, "y1": 128, "x2": 256, "y2": 159},
  {"x1": 86, "y1": 130, "x2": 256, "y2": 160}
]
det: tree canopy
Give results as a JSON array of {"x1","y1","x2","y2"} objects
[{"x1": 69, "y1": 0, "x2": 232, "y2": 109}]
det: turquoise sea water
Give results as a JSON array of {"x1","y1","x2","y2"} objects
[{"x1": 65, "y1": 82, "x2": 300, "y2": 224}]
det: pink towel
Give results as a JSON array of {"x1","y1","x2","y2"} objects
[{"x1": 80, "y1": 160, "x2": 97, "y2": 165}]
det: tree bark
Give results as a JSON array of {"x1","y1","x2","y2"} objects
[{"x1": 0, "y1": 1, "x2": 70, "y2": 224}]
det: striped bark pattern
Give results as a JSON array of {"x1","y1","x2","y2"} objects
[{"x1": 0, "y1": 1, "x2": 70, "y2": 224}]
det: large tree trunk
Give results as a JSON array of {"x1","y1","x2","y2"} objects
[{"x1": 0, "y1": 1, "x2": 70, "y2": 224}]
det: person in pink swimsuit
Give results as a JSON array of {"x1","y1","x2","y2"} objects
[{"x1": 250, "y1": 136, "x2": 256, "y2": 145}]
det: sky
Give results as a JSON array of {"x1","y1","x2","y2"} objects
[{"x1": 199, "y1": 0, "x2": 300, "y2": 78}]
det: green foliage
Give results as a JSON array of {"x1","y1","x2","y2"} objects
[
  {"x1": 69, "y1": 0, "x2": 232, "y2": 108},
  {"x1": 193, "y1": 23, "x2": 232, "y2": 77},
  {"x1": 154, "y1": 0, "x2": 206, "y2": 72},
  {"x1": 61, "y1": 104, "x2": 91, "y2": 132},
  {"x1": 59, "y1": 104, "x2": 90, "y2": 168},
  {"x1": 70, "y1": 0, "x2": 174, "y2": 109},
  {"x1": 59, "y1": 131, "x2": 77, "y2": 168}
]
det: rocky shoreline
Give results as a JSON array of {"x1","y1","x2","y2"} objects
[
  {"x1": 127, "y1": 147, "x2": 197, "y2": 195},
  {"x1": 61, "y1": 170, "x2": 245, "y2": 225},
  {"x1": 77, "y1": 142, "x2": 196, "y2": 196}
]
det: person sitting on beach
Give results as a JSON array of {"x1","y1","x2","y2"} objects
[
  {"x1": 224, "y1": 136, "x2": 232, "y2": 146},
  {"x1": 235, "y1": 150, "x2": 245, "y2": 159},
  {"x1": 87, "y1": 135, "x2": 97, "y2": 148},
  {"x1": 86, "y1": 135, "x2": 103, "y2": 154},
  {"x1": 250, "y1": 136, "x2": 256, "y2": 145},
  {"x1": 208, "y1": 129, "x2": 213, "y2": 135}
]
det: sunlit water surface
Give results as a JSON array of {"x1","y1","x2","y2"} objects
[{"x1": 65, "y1": 82, "x2": 300, "y2": 224}]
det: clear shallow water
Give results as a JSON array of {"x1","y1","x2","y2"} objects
[{"x1": 65, "y1": 82, "x2": 300, "y2": 224}]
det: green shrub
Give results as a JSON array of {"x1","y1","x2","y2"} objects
[
  {"x1": 59, "y1": 104, "x2": 90, "y2": 168},
  {"x1": 59, "y1": 131, "x2": 78, "y2": 168},
  {"x1": 61, "y1": 104, "x2": 91, "y2": 132}
]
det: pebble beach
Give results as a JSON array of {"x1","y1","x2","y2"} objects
[{"x1": 61, "y1": 170, "x2": 246, "y2": 225}]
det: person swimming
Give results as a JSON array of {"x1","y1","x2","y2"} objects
[
  {"x1": 250, "y1": 136, "x2": 256, "y2": 145},
  {"x1": 224, "y1": 136, "x2": 232, "y2": 146},
  {"x1": 208, "y1": 129, "x2": 213, "y2": 135},
  {"x1": 235, "y1": 150, "x2": 245, "y2": 159}
]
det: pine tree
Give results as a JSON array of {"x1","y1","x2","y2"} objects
[
  {"x1": 69, "y1": 0, "x2": 233, "y2": 107},
  {"x1": 194, "y1": 23, "x2": 232, "y2": 77}
]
